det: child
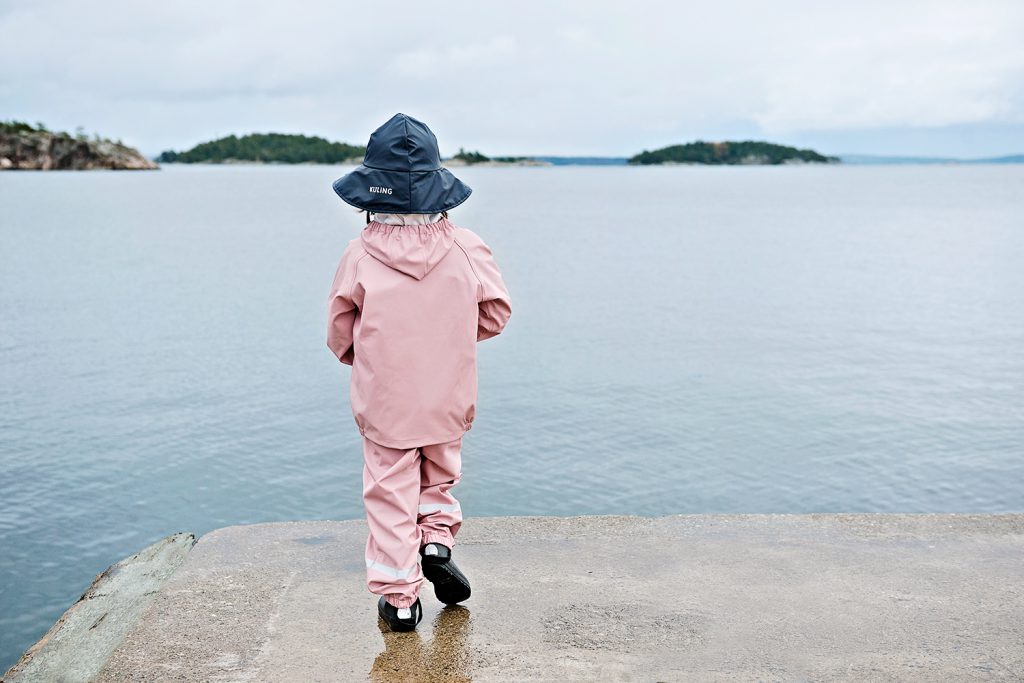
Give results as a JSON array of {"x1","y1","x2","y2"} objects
[{"x1": 326, "y1": 113, "x2": 511, "y2": 631}]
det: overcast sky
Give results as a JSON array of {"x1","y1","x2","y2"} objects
[{"x1": 3, "y1": 0, "x2": 1023, "y2": 157}]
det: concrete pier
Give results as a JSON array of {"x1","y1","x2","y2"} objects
[{"x1": 5, "y1": 514, "x2": 1023, "y2": 681}]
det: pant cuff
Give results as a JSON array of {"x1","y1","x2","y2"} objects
[
  {"x1": 385, "y1": 593, "x2": 418, "y2": 609},
  {"x1": 421, "y1": 531, "x2": 454, "y2": 548}
]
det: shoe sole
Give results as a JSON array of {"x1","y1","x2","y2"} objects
[
  {"x1": 377, "y1": 601, "x2": 421, "y2": 632},
  {"x1": 422, "y1": 560, "x2": 471, "y2": 605}
]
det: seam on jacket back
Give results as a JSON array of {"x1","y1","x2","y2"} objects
[
  {"x1": 452, "y1": 238, "x2": 483, "y2": 302},
  {"x1": 343, "y1": 249, "x2": 370, "y2": 299}
]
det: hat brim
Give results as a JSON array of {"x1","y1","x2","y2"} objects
[{"x1": 332, "y1": 165, "x2": 472, "y2": 214}]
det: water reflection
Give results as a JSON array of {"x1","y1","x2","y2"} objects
[{"x1": 371, "y1": 606, "x2": 472, "y2": 682}]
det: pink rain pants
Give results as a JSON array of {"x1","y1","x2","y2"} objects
[{"x1": 363, "y1": 436, "x2": 464, "y2": 608}]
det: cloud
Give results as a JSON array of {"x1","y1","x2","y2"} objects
[
  {"x1": 1, "y1": 0, "x2": 1022, "y2": 155},
  {"x1": 392, "y1": 36, "x2": 519, "y2": 77},
  {"x1": 749, "y1": 2, "x2": 1024, "y2": 132}
]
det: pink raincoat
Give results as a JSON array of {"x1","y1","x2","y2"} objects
[{"x1": 327, "y1": 218, "x2": 511, "y2": 448}]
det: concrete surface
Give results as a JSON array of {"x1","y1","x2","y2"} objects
[
  {"x1": 10, "y1": 515, "x2": 1024, "y2": 682},
  {"x1": 3, "y1": 532, "x2": 196, "y2": 683}
]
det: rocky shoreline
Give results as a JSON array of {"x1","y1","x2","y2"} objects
[{"x1": 0, "y1": 128, "x2": 157, "y2": 170}]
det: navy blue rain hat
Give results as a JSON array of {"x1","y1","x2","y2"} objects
[{"x1": 332, "y1": 113, "x2": 472, "y2": 214}]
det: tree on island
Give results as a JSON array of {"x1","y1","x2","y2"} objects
[
  {"x1": 1, "y1": 120, "x2": 111, "y2": 143},
  {"x1": 158, "y1": 133, "x2": 365, "y2": 164},
  {"x1": 452, "y1": 148, "x2": 490, "y2": 164},
  {"x1": 629, "y1": 140, "x2": 838, "y2": 165},
  {"x1": 451, "y1": 147, "x2": 529, "y2": 164}
]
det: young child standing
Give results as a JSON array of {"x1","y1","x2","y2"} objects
[{"x1": 326, "y1": 113, "x2": 511, "y2": 631}]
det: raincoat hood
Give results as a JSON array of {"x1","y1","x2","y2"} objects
[
  {"x1": 360, "y1": 219, "x2": 456, "y2": 280},
  {"x1": 332, "y1": 113, "x2": 472, "y2": 214}
]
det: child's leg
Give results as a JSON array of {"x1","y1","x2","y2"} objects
[
  {"x1": 417, "y1": 438, "x2": 463, "y2": 548},
  {"x1": 362, "y1": 437, "x2": 424, "y2": 608}
]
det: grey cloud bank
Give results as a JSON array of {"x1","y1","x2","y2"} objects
[{"x1": 2, "y1": 0, "x2": 1022, "y2": 157}]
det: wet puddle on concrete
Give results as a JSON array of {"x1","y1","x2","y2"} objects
[{"x1": 370, "y1": 605, "x2": 472, "y2": 682}]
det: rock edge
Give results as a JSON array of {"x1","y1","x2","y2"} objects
[{"x1": 2, "y1": 532, "x2": 196, "y2": 683}]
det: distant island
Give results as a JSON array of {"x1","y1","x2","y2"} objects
[
  {"x1": 533, "y1": 156, "x2": 629, "y2": 166},
  {"x1": 158, "y1": 133, "x2": 365, "y2": 164},
  {"x1": 630, "y1": 140, "x2": 839, "y2": 165},
  {"x1": 839, "y1": 153, "x2": 1024, "y2": 165},
  {"x1": 0, "y1": 121, "x2": 157, "y2": 170},
  {"x1": 445, "y1": 148, "x2": 551, "y2": 167},
  {"x1": 10, "y1": 122, "x2": 1017, "y2": 170}
]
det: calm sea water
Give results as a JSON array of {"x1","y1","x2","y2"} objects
[{"x1": 2, "y1": 164, "x2": 1023, "y2": 668}]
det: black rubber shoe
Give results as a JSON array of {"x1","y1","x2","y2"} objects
[
  {"x1": 377, "y1": 596, "x2": 422, "y2": 632},
  {"x1": 420, "y1": 543, "x2": 472, "y2": 605}
]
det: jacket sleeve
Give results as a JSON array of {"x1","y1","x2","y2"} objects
[
  {"x1": 466, "y1": 236, "x2": 512, "y2": 341},
  {"x1": 326, "y1": 244, "x2": 363, "y2": 365}
]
